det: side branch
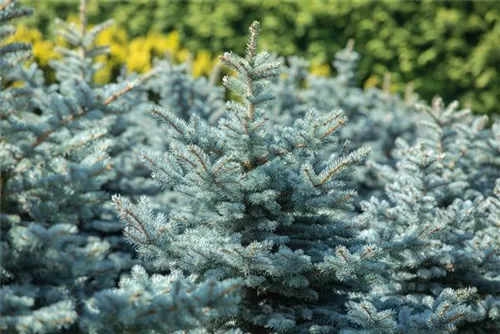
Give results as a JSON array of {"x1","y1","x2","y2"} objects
[{"x1": 103, "y1": 70, "x2": 157, "y2": 106}]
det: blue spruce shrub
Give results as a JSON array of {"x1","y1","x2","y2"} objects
[
  {"x1": 115, "y1": 20, "x2": 367, "y2": 332},
  {"x1": 112, "y1": 21, "x2": 473, "y2": 333},
  {"x1": 270, "y1": 41, "x2": 418, "y2": 204},
  {"x1": 358, "y1": 99, "x2": 500, "y2": 332},
  {"x1": 1, "y1": 0, "x2": 111, "y2": 331},
  {"x1": 1, "y1": 1, "x2": 242, "y2": 333},
  {"x1": 2, "y1": 1, "x2": 499, "y2": 332}
]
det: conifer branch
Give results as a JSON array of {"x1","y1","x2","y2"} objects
[
  {"x1": 189, "y1": 146, "x2": 208, "y2": 172},
  {"x1": 246, "y1": 21, "x2": 260, "y2": 65},
  {"x1": 79, "y1": 0, "x2": 87, "y2": 38},
  {"x1": 315, "y1": 160, "x2": 349, "y2": 188},
  {"x1": 103, "y1": 70, "x2": 158, "y2": 105},
  {"x1": 320, "y1": 118, "x2": 346, "y2": 140},
  {"x1": 113, "y1": 196, "x2": 153, "y2": 244},
  {"x1": 0, "y1": 0, "x2": 14, "y2": 12}
]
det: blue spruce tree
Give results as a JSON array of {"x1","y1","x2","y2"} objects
[
  {"x1": 113, "y1": 21, "x2": 465, "y2": 333},
  {"x1": 1, "y1": 0, "x2": 109, "y2": 331},
  {"x1": 1, "y1": 1, "x2": 242, "y2": 332},
  {"x1": 271, "y1": 41, "x2": 418, "y2": 203},
  {"x1": 3, "y1": 2, "x2": 499, "y2": 332},
  {"x1": 358, "y1": 98, "x2": 500, "y2": 332}
]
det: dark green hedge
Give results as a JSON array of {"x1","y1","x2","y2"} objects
[{"x1": 21, "y1": 0, "x2": 500, "y2": 114}]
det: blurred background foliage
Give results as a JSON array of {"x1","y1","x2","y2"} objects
[{"x1": 13, "y1": 0, "x2": 500, "y2": 114}]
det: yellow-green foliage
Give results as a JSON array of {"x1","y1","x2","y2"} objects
[
  {"x1": 6, "y1": 19, "x2": 222, "y2": 84},
  {"x1": 7, "y1": 18, "x2": 330, "y2": 84},
  {"x1": 15, "y1": 0, "x2": 500, "y2": 114}
]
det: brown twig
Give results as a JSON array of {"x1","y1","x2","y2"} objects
[{"x1": 103, "y1": 70, "x2": 157, "y2": 105}]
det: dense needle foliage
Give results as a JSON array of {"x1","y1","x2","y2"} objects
[{"x1": 1, "y1": 1, "x2": 499, "y2": 333}]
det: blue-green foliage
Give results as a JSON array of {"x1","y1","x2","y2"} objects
[
  {"x1": 2, "y1": 1, "x2": 500, "y2": 333},
  {"x1": 358, "y1": 99, "x2": 500, "y2": 333},
  {"x1": 148, "y1": 59, "x2": 225, "y2": 124},
  {"x1": 81, "y1": 265, "x2": 242, "y2": 334},
  {"x1": 112, "y1": 21, "x2": 483, "y2": 333},
  {"x1": 1, "y1": 1, "x2": 242, "y2": 333},
  {"x1": 113, "y1": 21, "x2": 375, "y2": 332},
  {"x1": 271, "y1": 42, "x2": 418, "y2": 203},
  {"x1": 1, "y1": 0, "x2": 110, "y2": 331}
]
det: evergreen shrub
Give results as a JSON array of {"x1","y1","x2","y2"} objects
[{"x1": 1, "y1": 0, "x2": 499, "y2": 333}]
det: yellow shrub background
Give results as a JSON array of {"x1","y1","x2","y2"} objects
[{"x1": 7, "y1": 18, "x2": 331, "y2": 85}]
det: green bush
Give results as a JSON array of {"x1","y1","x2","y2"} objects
[{"x1": 21, "y1": 0, "x2": 500, "y2": 115}]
